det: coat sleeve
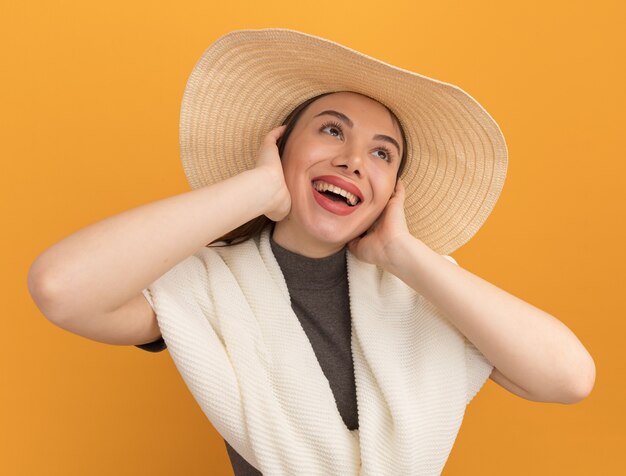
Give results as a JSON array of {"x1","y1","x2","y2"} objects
[
  {"x1": 442, "y1": 254, "x2": 494, "y2": 405},
  {"x1": 132, "y1": 288, "x2": 167, "y2": 353},
  {"x1": 463, "y1": 337, "x2": 494, "y2": 404}
]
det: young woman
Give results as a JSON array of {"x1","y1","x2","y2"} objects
[{"x1": 28, "y1": 29, "x2": 595, "y2": 475}]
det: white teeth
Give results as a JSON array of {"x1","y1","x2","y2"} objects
[{"x1": 313, "y1": 181, "x2": 360, "y2": 206}]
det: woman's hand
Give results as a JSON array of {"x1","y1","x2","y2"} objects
[
  {"x1": 254, "y1": 125, "x2": 291, "y2": 221},
  {"x1": 347, "y1": 180, "x2": 414, "y2": 270}
]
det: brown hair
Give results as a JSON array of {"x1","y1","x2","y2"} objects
[{"x1": 209, "y1": 92, "x2": 408, "y2": 246}]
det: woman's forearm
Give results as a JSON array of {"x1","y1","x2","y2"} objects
[
  {"x1": 28, "y1": 168, "x2": 274, "y2": 322},
  {"x1": 385, "y1": 234, "x2": 596, "y2": 404}
]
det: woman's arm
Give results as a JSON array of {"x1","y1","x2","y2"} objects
[
  {"x1": 28, "y1": 126, "x2": 289, "y2": 327},
  {"x1": 349, "y1": 181, "x2": 596, "y2": 404}
]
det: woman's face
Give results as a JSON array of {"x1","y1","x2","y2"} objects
[{"x1": 273, "y1": 91, "x2": 403, "y2": 257}]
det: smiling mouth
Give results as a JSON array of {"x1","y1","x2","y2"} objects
[{"x1": 312, "y1": 180, "x2": 361, "y2": 206}]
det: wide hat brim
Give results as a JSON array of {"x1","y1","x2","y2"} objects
[{"x1": 179, "y1": 28, "x2": 508, "y2": 255}]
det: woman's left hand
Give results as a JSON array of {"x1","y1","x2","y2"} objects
[{"x1": 347, "y1": 180, "x2": 413, "y2": 270}]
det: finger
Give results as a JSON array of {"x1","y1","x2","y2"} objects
[
  {"x1": 392, "y1": 179, "x2": 406, "y2": 202},
  {"x1": 395, "y1": 179, "x2": 405, "y2": 194},
  {"x1": 264, "y1": 125, "x2": 287, "y2": 143}
]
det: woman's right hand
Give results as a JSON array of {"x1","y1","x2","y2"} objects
[
  {"x1": 254, "y1": 125, "x2": 291, "y2": 221},
  {"x1": 28, "y1": 124, "x2": 293, "y2": 346}
]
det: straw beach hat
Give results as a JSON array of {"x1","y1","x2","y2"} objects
[{"x1": 179, "y1": 28, "x2": 508, "y2": 255}]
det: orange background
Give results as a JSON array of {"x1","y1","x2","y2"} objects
[{"x1": 2, "y1": 0, "x2": 624, "y2": 474}]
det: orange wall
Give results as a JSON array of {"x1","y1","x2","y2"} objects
[{"x1": 2, "y1": 0, "x2": 624, "y2": 474}]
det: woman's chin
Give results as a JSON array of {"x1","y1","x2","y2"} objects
[
  {"x1": 304, "y1": 221, "x2": 366, "y2": 248},
  {"x1": 273, "y1": 223, "x2": 342, "y2": 255}
]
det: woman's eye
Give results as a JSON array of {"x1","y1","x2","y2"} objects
[
  {"x1": 320, "y1": 121, "x2": 343, "y2": 138},
  {"x1": 374, "y1": 148, "x2": 391, "y2": 161}
]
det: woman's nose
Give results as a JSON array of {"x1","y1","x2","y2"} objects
[{"x1": 332, "y1": 148, "x2": 363, "y2": 177}]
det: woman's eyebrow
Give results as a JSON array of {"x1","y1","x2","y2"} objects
[
  {"x1": 373, "y1": 134, "x2": 401, "y2": 156},
  {"x1": 313, "y1": 110, "x2": 401, "y2": 155},
  {"x1": 314, "y1": 110, "x2": 354, "y2": 128}
]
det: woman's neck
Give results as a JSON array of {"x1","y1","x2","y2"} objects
[{"x1": 271, "y1": 221, "x2": 346, "y2": 258}]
